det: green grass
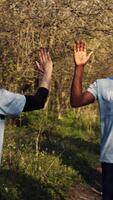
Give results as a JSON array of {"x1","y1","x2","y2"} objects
[{"x1": 0, "y1": 109, "x2": 100, "y2": 200}]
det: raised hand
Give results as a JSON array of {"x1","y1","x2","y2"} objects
[
  {"x1": 36, "y1": 48, "x2": 53, "y2": 89},
  {"x1": 74, "y1": 41, "x2": 93, "y2": 66},
  {"x1": 36, "y1": 48, "x2": 53, "y2": 76}
]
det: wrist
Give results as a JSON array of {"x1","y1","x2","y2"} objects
[
  {"x1": 41, "y1": 72, "x2": 52, "y2": 84},
  {"x1": 74, "y1": 65, "x2": 84, "y2": 77},
  {"x1": 75, "y1": 65, "x2": 84, "y2": 72},
  {"x1": 75, "y1": 64, "x2": 85, "y2": 68},
  {"x1": 39, "y1": 77, "x2": 51, "y2": 89},
  {"x1": 43, "y1": 71, "x2": 52, "y2": 81}
]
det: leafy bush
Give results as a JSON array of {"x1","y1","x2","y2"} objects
[{"x1": 1, "y1": 109, "x2": 100, "y2": 199}]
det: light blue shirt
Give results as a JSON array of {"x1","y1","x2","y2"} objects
[
  {"x1": 0, "y1": 89, "x2": 26, "y2": 163},
  {"x1": 87, "y1": 76, "x2": 113, "y2": 163}
]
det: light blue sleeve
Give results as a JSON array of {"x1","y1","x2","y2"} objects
[
  {"x1": 87, "y1": 81, "x2": 98, "y2": 100},
  {"x1": 0, "y1": 89, "x2": 26, "y2": 116}
]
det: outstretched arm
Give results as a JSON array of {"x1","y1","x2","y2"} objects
[
  {"x1": 70, "y1": 41, "x2": 94, "y2": 107},
  {"x1": 23, "y1": 48, "x2": 53, "y2": 111}
]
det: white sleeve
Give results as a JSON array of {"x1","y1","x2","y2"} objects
[
  {"x1": 87, "y1": 81, "x2": 98, "y2": 100},
  {"x1": 0, "y1": 89, "x2": 26, "y2": 116}
]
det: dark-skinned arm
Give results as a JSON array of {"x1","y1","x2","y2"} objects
[{"x1": 70, "y1": 41, "x2": 94, "y2": 107}]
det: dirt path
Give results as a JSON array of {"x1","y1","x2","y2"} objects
[
  {"x1": 66, "y1": 166, "x2": 102, "y2": 200},
  {"x1": 66, "y1": 184, "x2": 102, "y2": 200}
]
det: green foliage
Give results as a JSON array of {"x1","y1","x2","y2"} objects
[{"x1": 0, "y1": 109, "x2": 100, "y2": 200}]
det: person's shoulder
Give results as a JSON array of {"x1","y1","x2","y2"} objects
[
  {"x1": 96, "y1": 77, "x2": 113, "y2": 88},
  {"x1": 106, "y1": 76, "x2": 113, "y2": 80},
  {"x1": 89, "y1": 77, "x2": 111, "y2": 88},
  {"x1": 0, "y1": 88, "x2": 6, "y2": 93},
  {"x1": 0, "y1": 89, "x2": 14, "y2": 97},
  {"x1": 101, "y1": 76, "x2": 113, "y2": 79},
  {"x1": 96, "y1": 76, "x2": 113, "y2": 82}
]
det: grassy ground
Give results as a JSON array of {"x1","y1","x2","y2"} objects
[{"x1": 0, "y1": 108, "x2": 101, "y2": 200}]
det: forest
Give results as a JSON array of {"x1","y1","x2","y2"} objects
[{"x1": 0, "y1": 0, "x2": 113, "y2": 199}]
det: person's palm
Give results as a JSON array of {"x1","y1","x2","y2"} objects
[
  {"x1": 74, "y1": 41, "x2": 93, "y2": 66},
  {"x1": 36, "y1": 48, "x2": 53, "y2": 75}
]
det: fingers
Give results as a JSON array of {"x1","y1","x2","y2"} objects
[
  {"x1": 74, "y1": 40, "x2": 86, "y2": 52},
  {"x1": 39, "y1": 48, "x2": 50, "y2": 64},
  {"x1": 37, "y1": 48, "x2": 53, "y2": 74},
  {"x1": 35, "y1": 61, "x2": 44, "y2": 73},
  {"x1": 39, "y1": 48, "x2": 46, "y2": 64},
  {"x1": 47, "y1": 51, "x2": 52, "y2": 62}
]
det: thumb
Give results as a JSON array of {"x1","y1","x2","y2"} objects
[
  {"x1": 36, "y1": 61, "x2": 44, "y2": 73},
  {"x1": 87, "y1": 51, "x2": 93, "y2": 61}
]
